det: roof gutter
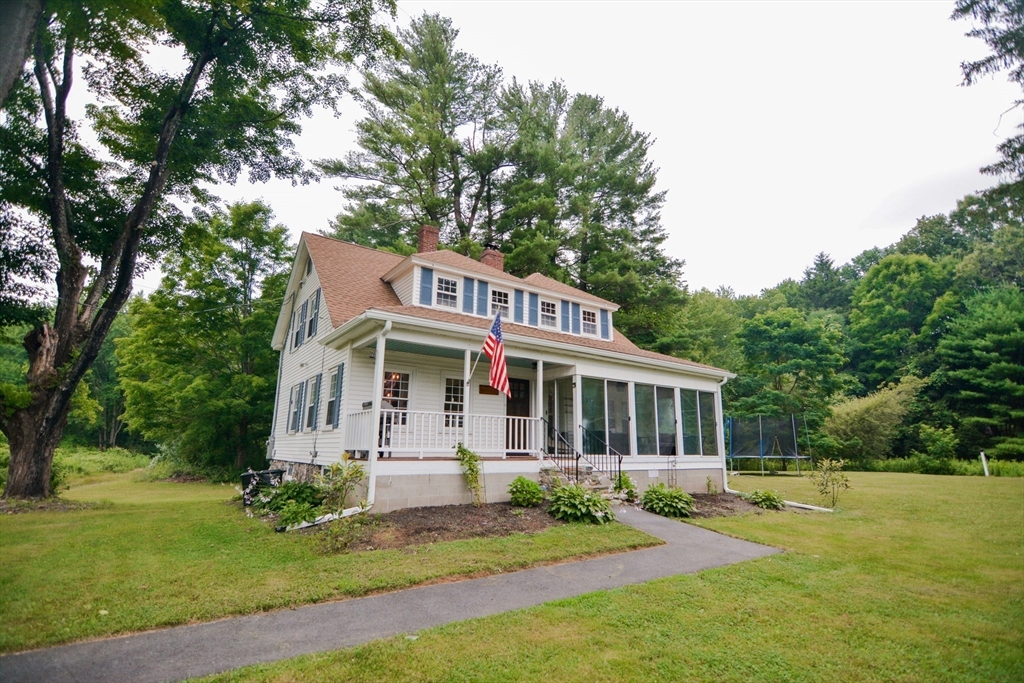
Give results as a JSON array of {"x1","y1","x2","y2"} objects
[{"x1": 343, "y1": 309, "x2": 735, "y2": 380}]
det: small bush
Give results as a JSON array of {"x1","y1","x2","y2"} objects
[
  {"x1": 811, "y1": 458, "x2": 850, "y2": 507},
  {"x1": 508, "y1": 476, "x2": 543, "y2": 507},
  {"x1": 318, "y1": 514, "x2": 384, "y2": 554},
  {"x1": 613, "y1": 472, "x2": 639, "y2": 502},
  {"x1": 548, "y1": 483, "x2": 615, "y2": 524},
  {"x1": 316, "y1": 456, "x2": 366, "y2": 514},
  {"x1": 641, "y1": 483, "x2": 695, "y2": 518},
  {"x1": 744, "y1": 489, "x2": 786, "y2": 510},
  {"x1": 253, "y1": 480, "x2": 323, "y2": 515},
  {"x1": 277, "y1": 499, "x2": 319, "y2": 527}
]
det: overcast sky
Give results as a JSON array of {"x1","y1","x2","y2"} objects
[{"x1": 188, "y1": 0, "x2": 1020, "y2": 296}]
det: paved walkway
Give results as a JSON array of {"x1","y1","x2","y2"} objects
[{"x1": 1, "y1": 508, "x2": 778, "y2": 683}]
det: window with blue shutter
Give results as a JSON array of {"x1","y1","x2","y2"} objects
[
  {"x1": 513, "y1": 290, "x2": 524, "y2": 324},
  {"x1": 528, "y1": 293, "x2": 539, "y2": 326},
  {"x1": 328, "y1": 363, "x2": 345, "y2": 428},
  {"x1": 600, "y1": 309, "x2": 610, "y2": 339},
  {"x1": 571, "y1": 303, "x2": 581, "y2": 334},
  {"x1": 463, "y1": 278, "x2": 475, "y2": 313},
  {"x1": 419, "y1": 267, "x2": 434, "y2": 305},
  {"x1": 294, "y1": 301, "x2": 308, "y2": 349},
  {"x1": 476, "y1": 281, "x2": 488, "y2": 316},
  {"x1": 307, "y1": 373, "x2": 322, "y2": 431},
  {"x1": 561, "y1": 300, "x2": 570, "y2": 332},
  {"x1": 307, "y1": 289, "x2": 321, "y2": 338}
]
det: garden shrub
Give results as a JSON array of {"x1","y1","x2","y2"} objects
[
  {"x1": 316, "y1": 456, "x2": 366, "y2": 513},
  {"x1": 508, "y1": 476, "x2": 543, "y2": 507},
  {"x1": 744, "y1": 489, "x2": 786, "y2": 510},
  {"x1": 613, "y1": 472, "x2": 639, "y2": 502},
  {"x1": 456, "y1": 443, "x2": 483, "y2": 506},
  {"x1": 548, "y1": 483, "x2": 614, "y2": 524},
  {"x1": 253, "y1": 480, "x2": 323, "y2": 515},
  {"x1": 277, "y1": 499, "x2": 319, "y2": 527},
  {"x1": 822, "y1": 376, "x2": 923, "y2": 464},
  {"x1": 641, "y1": 483, "x2": 694, "y2": 518},
  {"x1": 811, "y1": 458, "x2": 850, "y2": 507}
]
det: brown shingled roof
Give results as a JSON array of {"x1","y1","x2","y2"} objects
[
  {"x1": 370, "y1": 304, "x2": 725, "y2": 373},
  {"x1": 522, "y1": 273, "x2": 617, "y2": 307},
  {"x1": 413, "y1": 249, "x2": 524, "y2": 285},
  {"x1": 304, "y1": 232, "x2": 403, "y2": 328}
]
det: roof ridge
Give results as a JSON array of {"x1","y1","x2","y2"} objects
[{"x1": 302, "y1": 231, "x2": 406, "y2": 259}]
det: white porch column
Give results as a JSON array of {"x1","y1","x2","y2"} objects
[
  {"x1": 627, "y1": 381, "x2": 638, "y2": 459},
  {"x1": 534, "y1": 360, "x2": 544, "y2": 457},
  {"x1": 366, "y1": 321, "x2": 391, "y2": 506},
  {"x1": 573, "y1": 373, "x2": 583, "y2": 455},
  {"x1": 463, "y1": 348, "x2": 472, "y2": 448}
]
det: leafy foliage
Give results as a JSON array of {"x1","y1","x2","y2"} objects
[
  {"x1": 613, "y1": 472, "x2": 639, "y2": 503},
  {"x1": 316, "y1": 456, "x2": 367, "y2": 514},
  {"x1": 640, "y1": 483, "x2": 695, "y2": 518},
  {"x1": 548, "y1": 483, "x2": 614, "y2": 524},
  {"x1": 252, "y1": 480, "x2": 324, "y2": 517},
  {"x1": 118, "y1": 202, "x2": 289, "y2": 472},
  {"x1": 811, "y1": 458, "x2": 851, "y2": 508},
  {"x1": 507, "y1": 475, "x2": 543, "y2": 507},
  {"x1": 744, "y1": 489, "x2": 786, "y2": 510},
  {"x1": 823, "y1": 376, "x2": 924, "y2": 463},
  {"x1": 456, "y1": 443, "x2": 483, "y2": 506}
]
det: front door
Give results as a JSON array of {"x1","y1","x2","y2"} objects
[{"x1": 506, "y1": 378, "x2": 531, "y2": 453}]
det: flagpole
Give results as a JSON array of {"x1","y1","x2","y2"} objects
[{"x1": 466, "y1": 314, "x2": 497, "y2": 384}]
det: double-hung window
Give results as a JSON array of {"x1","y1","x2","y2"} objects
[
  {"x1": 491, "y1": 289, "x2": 510, "y2": 318},
  {"x1": 436, "y1": 277, "x2": 458, "y2": 308},
  {"x1": 325, "y1": 364, "x2": 344, "y2": 428},
  {"x1": 306, "y1": 289, "x2": 320, "y2": 339},
  {"x1": 289, "y1": 382, "x2": 306, "y2": 433},
  {"x1": 293, "y1": 300, "x2": 308, "y2": 349},
  {"x1": 582, "y1": 309, "x2": 598, "y2": 336},
  {"x1": 305, "y1": 374, "x2": 321, "y2": 431},
  {"x1": 444, "y1": 378, "x2": 464, "y2": 428},
  {"x1": 540, "y1": 300, "x2": 557, "y2": 327}
]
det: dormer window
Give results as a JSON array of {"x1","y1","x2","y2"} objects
[
  {"x1": 582, "y1": 309, "x2": 598, "y2": 336},
  {"x1": 491, "y1": 289, "x2": 510, "y2": 317},
  {"x1": 436, "y1": 277, "x2": 458, "y2": 308},
  {"x1": 540, "y1": 300, "x2": 557, "y2": 328}
]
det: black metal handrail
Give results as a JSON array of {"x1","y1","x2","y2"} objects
[
  {"x1": 579, "y1": 424, "x2": 624, "y2": 483},
  {"x1": 540, "y1": 418, "x2": 581, "y2": 482}
]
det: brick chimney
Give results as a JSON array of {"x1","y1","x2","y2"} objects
[
  {"x1": 480, "y1": 244, "x2": 505, "y2": 272},
  {"x1": 417, "y1": 224, "x2": 439, "y2": 253}
]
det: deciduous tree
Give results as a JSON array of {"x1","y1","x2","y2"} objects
[{"x1": 0, "y1": 0, "x2": 395, "y2": 498}]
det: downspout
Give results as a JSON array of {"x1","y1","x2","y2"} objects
[
  {"x1": 365, "y1": 320, "x2": 392, "y2": 508},
  {"x1": 718, "y1": 377, "x2": 832, "y2": 512}
]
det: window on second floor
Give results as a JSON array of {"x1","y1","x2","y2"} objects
[
  {"x1": 306, "y1": 289, "x2": 320, "y2": 339},
  {"x1": 436, "y1": 277, "x2": 458, "y2": 308},
  {"x1": 540, "y1": 300, "x2": 557, "y2": 327},
  {"x1": 582, "y1": 309, "x2": 598, "y2": 335},
  {"x1": 491, "y1": 289, "x2": 510, "y2": 318}
]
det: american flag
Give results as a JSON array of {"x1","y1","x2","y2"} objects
[{"x1": 481, "y1": 313, "x2": 511, "y2": 397}]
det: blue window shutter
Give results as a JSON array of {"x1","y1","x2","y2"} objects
[
  {"x1": 571, "y1": 303, "x2": 581, "y2": 334},
  {"x1": 561, "y1": 300, "x2": 570, "y2": 332},
  {"x1": 311, "y1": 373, "x2": 322, "y2": 431},
  {"x1": 463, "y1": 278, "x2": 475, "y2": 313},
  {"x1": 332, "y1": 363, "x2": 345, "y2": 428},
  {"x1": 477, "y1": 281, "x2": 489, "y2": 316},
  {"x1": 286, "y1": 387, "x2": 295, "y2": 432},
  {"x1": 528, "y1": 293, "x2": 539, "y2": 326},
  {"x1": 600, "y1": 310, "x2": 610, "y2": 339},
  {"x1": 419, "y1": 267, "x2": 434, "y2": 305},
  {"x1": 513, "y1": 290, "x2": 524, "y2": 324}
]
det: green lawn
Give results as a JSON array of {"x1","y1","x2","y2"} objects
[
  {"x1": 198, "y1": 472, "x2": 1024, "y2": 683},
  {"x1": 0, "y1": 473, "x2": 658, "y2": 653}
]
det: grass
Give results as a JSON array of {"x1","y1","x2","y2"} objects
[
  {"x1": 196, "y1": 472, "x2": 1024, "y2": 683},
  {"x1": 0, "y1": 472, "x2": 659, "y2": 653}
]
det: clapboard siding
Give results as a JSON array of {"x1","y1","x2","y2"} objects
[{"x1": 391, "y1": 272, "x2": 414, "y2": 306}]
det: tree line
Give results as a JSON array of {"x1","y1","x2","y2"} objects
[{"x1": 0, "y1": 2, "x2": 1021, "y2": 496}]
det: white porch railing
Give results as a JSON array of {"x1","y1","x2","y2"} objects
[{"x1": 343, "y1": 409, "x2": 540, "y2": 459}]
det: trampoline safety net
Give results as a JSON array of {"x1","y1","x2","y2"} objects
[{"x1": 727, "y1": 415, "x2": 808, "y2": 459}]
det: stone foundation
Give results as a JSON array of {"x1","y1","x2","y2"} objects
[{"x1": 270, "y1": 460, "x2": 322, "y2": 484}]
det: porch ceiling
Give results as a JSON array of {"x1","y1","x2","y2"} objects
[{"x1": 382, "y1": 339, "x2": 558, "y2": 369}]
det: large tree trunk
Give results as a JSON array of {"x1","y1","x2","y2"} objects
[{"x1": 0, "y1": 0, "x2": 43, "y2": 109}]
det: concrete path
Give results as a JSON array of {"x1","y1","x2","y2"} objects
[{"x1": 1, "y1": 508, "x2": 777, "y2": 683}]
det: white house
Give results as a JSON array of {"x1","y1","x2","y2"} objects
[{"x1": 268, "y1": 226, "x2": 734, "y2": 513}]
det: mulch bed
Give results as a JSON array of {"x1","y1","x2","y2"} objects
[
  {"x1": 315, "y1": 502, "x2": 564, "y2": 553},
  {"x1": 689, "y1": 492, "x2": 773, "y2": 518}
]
